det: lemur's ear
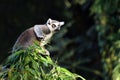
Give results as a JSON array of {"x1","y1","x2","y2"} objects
[{"x1": 46, "y1": 18, "x2": 52, "y2": 25}]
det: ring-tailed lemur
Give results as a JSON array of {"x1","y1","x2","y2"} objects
[{"x1": 12, "y1": 18, "x2": 64, "y2": 55}]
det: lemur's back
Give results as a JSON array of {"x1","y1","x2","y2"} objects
[{"x1": 12, "y1": 27, "x2": 39, "y2": 51}]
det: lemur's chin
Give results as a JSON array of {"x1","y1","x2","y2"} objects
[{"x1": 55, "y1": 27, "x2": 60, "y2": 31}]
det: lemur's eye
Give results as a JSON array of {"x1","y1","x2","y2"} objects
[{"x1": 52, "y1": 24, "x2": 56, "y2": 28}]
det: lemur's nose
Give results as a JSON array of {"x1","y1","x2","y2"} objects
[{"x1": 60, "y1": 22, "x2": 64, "y2": 26}]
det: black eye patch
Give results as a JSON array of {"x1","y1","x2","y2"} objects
[
  {"x1": 58, "y1": 24, "x2": 60, "y2": 27},
  {"x1": 52, "y1": 24, "x2": 56, "y2": 28}
]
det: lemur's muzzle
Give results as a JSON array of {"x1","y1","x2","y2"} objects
[
  {"x1": 60, "y1": 22, "x2": 64, "y2": 26},
  {"x1": 55, "y1": 21, "x2": 64, "y2": 31}
]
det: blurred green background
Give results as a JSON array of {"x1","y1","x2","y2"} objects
[{"x1": 0, "y1": 0, "x2": 120, "y2": 80}]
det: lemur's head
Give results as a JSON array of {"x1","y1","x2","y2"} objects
[{"x1": 46, "y1": 18, "x2": 64, "y2": 32}]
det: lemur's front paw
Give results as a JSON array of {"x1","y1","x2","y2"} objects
[
  {"x1": 39, "y1": 36, "x2": 44, "y2": 39},
  {"x1": 38, "y1": 35, "x2": 45, "y2": 40}
]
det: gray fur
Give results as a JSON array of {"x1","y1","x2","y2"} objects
[{"x1": 12, "y1": 18, "x2": 64, "y2": 55}]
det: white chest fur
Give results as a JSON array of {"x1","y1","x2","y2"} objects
[
  {"x1": 44, "y1": 33, "x2": 53, "y2": 41},
  {"x1": 40, "y1": 33, "x2": 53, "y2": 46}
]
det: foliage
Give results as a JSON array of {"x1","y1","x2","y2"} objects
[
  {"x1": 0, "y1": 44, "x2": 85, "y2": 80},
  {"x1": 49, "y1": 0, "x2": 102, "y2": 80},
  {"x1": 91, "y1": 0, "x2": 120, "y2": 80}
]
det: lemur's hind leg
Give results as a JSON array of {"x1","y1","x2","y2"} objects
[
  {"x1": 44, "y1": 48, "x2": 50, "y2": 55},
  {"x1": 35, "y1": 44, "x2": 50, "y2": 55}
]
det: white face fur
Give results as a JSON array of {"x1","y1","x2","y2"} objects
[{"x1": 46, "y1": 18, "x2": 64, "y2": 32}]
